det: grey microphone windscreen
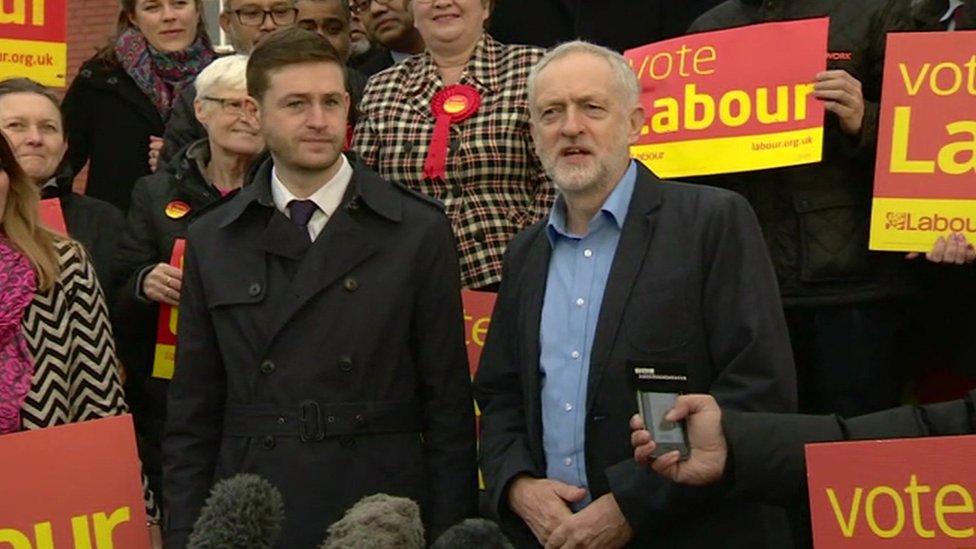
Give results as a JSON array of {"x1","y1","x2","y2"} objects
[
  {"x1": 187, "y1": 473, "x2": 285, "y2": 549},
  {"x1": 320, "y1": 493, "x2": 424, "y2": 549}
]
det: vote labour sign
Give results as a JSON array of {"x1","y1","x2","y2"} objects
[
  {"x1": 0, "y1": 0, "x2": 67, "y2": 86},
  {"x1": 806, "y1": 435, "x2": 976, "y2": 548},
  {"x1": 869, "y1": 32, "x2": 976, "y2": 252},
  {"x1": 0, "y1": 415, "x2": 150, "y2": 548},
  {"x1": 624, "y1": 18, "x2": 827, "y2": 178}
]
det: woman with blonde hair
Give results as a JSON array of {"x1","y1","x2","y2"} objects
[{"x1": 0, "y1": 133, "x2": 161, "y2": 540}]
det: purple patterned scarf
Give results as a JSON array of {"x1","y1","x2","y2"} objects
[
  {"x1": 115, "y1": 25, "x2": 216, "y2": 119},
  {"x1": 0, "y1": 235, "x2": 37, "y2": 434}
]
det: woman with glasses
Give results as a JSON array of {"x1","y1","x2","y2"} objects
[
  {"x1": 354, "y1": 0, "x2": 552, "y2": 291},
  {"x1": 62, "y1": 0, "x2": 216, "y2": 213},
  {"x1": 113, "y1": 55, "x2": 263, "y2": 504}
]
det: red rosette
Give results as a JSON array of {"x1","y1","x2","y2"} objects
[{"x1": 423, "y1": 84, "x2": 481, "y2": 181}]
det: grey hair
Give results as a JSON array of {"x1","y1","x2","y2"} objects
[
  {"x1": 527, "y1": 40, "x2": 640, "y2": 113},
  {"x1": 194, "y1": 54, "x2": 250, "y2": 98}
]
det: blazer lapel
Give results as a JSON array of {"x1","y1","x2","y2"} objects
[
  {"x1": 519, "y1": 229, "x2": 552, "y2": 403},
  {"x1": 585, "y1": 170, "x2": 663, "y2": 411}
]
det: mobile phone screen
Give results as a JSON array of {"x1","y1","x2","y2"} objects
[{"x1": 640, "y1": 392, "x2": 684, "y2": 444}]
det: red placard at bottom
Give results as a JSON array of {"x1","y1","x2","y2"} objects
[
  {"x1": 0, "y1": 415, "x2": 150, "y2": 548},
  {"x1": 806, "y1": 435, "x2": 976, "y2": 548}
]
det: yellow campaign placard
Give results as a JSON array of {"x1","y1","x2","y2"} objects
[
  {"x1": 624, "y1": 18, "x2": 828, "y2": 178},
  {"x1": 0, "y1": 37, "x2": 65, "y2": 86}
]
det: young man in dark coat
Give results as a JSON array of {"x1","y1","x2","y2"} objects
[
  {"x1": 686, "y1": 0, "x2": 917, "y2": 418},
  {"x1": 163, "y1": 28, "x2": 477, "y2": 549},
  {"x1": 474, "y1": 41, "x2": 796, "y2": 549}
]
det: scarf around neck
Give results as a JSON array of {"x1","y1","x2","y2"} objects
[
  {"x1": 0, "y1": 235, "x2": 38, "y2": 435},
  {"x1": 115, "y1": 25, "x2": 216, "y2": 120}
]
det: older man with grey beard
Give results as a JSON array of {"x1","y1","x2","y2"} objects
[{"x1": 474, "y1": 41, "x2": 798, "y2": 549}]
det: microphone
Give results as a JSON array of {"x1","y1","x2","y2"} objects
[
  {"x1": 187, "y1": 473, "x2": 285, "y2": 549},
  {"x1": 320, "y1": 493, "x2": 424, "y2": 548},
  {"x1": 431, "y1": 518, "x2": 513, "y2": 549}
]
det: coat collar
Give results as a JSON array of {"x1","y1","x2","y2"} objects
[
  {"x1": 217, "y1": 154, "x2": 402, "y2": 228},
  {"x1": 402, "y1": 33, "x2": 503, "y2": 100},
  {"x1": 77, "y1": 58, "x2": 163, "y2": 128}
]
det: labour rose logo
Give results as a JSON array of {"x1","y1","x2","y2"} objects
[{"x1": 886, "y1": 212, "x2": 909, "y2": 230}]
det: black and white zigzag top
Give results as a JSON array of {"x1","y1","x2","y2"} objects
[{"x1": 19, "y1": 238, "x2": 159, "y2": 519}]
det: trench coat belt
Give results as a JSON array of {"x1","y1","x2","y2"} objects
[{"x1": 222, "y1": 400, "x2": 424, "y2": 442}]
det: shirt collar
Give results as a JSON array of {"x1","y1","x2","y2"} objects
[
  {"x1": 390, "y1": 50, "x2": 414, "y2": 64},
  {"x1": 271, "y1": 154, "x2": 353, "y2": 221},
  {"x1": 941, "y1": 0, "x2": 966, "y2": 22},
  {"x1": 546, "y1": 160, "x2": 638, "y2": 244}
]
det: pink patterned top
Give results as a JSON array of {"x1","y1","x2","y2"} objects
[{"x1": 0, "y1": 235, "x2": 38, "y2": 434}]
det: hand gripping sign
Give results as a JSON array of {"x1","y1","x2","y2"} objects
[{"x1": 624, "y1": 18, "x2": 828, "y2": 178}]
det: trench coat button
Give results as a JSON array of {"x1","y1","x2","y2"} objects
[
  {"x1": 327, "y1": 415, "x2": 336, "y2": 423},
  {"x1": 277, "y1": 416, "x2": 286, "y2": 425},
  {"x1": 449, "y1": 137, "x2": 460, "y2": 153},
  {"x1": 106, "y1": 76, "x2": 118, "y2": 85},
  {"x1": 404, "y1": 142, "x2": 414, "y2": 153},
  {"x1": 338, "y1": 357, "x2": 354, "y2": 372},
  {"x1": 473, "y1": 228, "x2": 486, "y2": 243},
  {"x1": 262, "y1": 435, "x2": 275, "y2": 449},
  {"x1": 346, "y1": 197, "x2": 360, "y2": 212},
  {"x1": 451, "y1": 183, "x2": 462, "y2": 196},
  {"x1": 354, "y1": 414, "x2": 365, "y2": 425},
  {"x1": 260, "y1": 360, "x2": 276, "y2": 375},
  {"x1": 248, "y1": 282, "x2": 262, "y2": 297},
  {"x1": 340, "y1": 436, "x2": 355, "y2": 448},
  {"x1": 343, "y1": 277, "x2": 358, "y2": 292}
]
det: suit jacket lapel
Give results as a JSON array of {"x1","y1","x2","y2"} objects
[
  {"x1": 519, "y1": 229, "x2": 552, "y2": 403},
  {"x1": 586, "y1": 169, "x2": 663, "y2": 411}
]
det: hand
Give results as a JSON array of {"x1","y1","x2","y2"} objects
[
  {"x1": 143, "y1": 263, "x2": 183, "y2": 306},
  {"x1": 905, "y1": 233, "x2": 976, "y2": 265},
  {"x1": 148, "y1": 136, "x2": 163, "y2": 173},
  {"x1": 630, "y1": 394, "x2": 727, "y2": 486},
  {"x1": 814, "y1": 70, "x2": 864, "y2": 136},
  {"x1": 149, "y1": 524, "x2": 163, "y2": 549},
  {"x1": 508, "y1": 476, "x2": 586, "y2": 545},
  {"x1": 545, "y1": 493, "x2": 633, "y2": 549}
]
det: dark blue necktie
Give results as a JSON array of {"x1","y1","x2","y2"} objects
[{"x1": 288, "y1": 199, "x2": 319, "y2": 229}]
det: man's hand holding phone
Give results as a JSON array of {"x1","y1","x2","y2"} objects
[{"x1": 630, "y1": 394, "x2": 728, "y2": 487}]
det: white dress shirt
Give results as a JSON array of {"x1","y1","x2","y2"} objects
[{"x1": 271, "y1": 154, "x2": 353, "y2": 242}]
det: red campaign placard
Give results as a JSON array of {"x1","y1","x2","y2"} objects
[
  {"x1": 0, "y1": 415, "x2": 150, "y2": 548},
  {"x1": 806, "y1": 435, "x2": 976, "y2": 548},
  {"x1": 624, "y1": 18, "x2": 827, "y2": 177},
  {"x1": 0, "y1": 0, "x2": 67, "y2": 43},
  {"x1": 462, "y1": 289, "x2": 497, "y2": 379},
  {"x1": 152, "y1": 238, "x2": 186, "y2": 380},
  {"x1": 873, "y1": 31, "x2": 976, "y2": 201},
  {"x1": 38, "y1": 197, "x2": 66, "y2": 235}
]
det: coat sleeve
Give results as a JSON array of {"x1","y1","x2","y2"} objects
[
  {"x1": 61, "y1": 73, "x2": 93, "y2": 177},
  {"x1": 472, "y1": 235, "x2": 545, "y2": 530},
  {"x1": 163, "y1": 237, "x2": 227, "y2": 548},
  {"x1": 160, "y1": 86, "x2": 205, "y2": 167},
  {"x1": 722, "y1": 389, "x2": 976, "y2": 505},
  {"x1": 90, "y1": 200, "x2": 127, "y2": 308},
  {"x1": 605, "y1": 189, "x2": 797, "y2": 537},
  {"x1": 412, "y1": 213, "x2": 478, "y2": 537}
]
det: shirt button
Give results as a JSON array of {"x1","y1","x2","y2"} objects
[
  {"x1": 564, "y1": 457, "x2": 573, "y2": 466},
  {"x1": 564, "y1": 402, "x2": 573, "y2": 412},
  {"x1": 259, "y1": 360, "x2": 276, "y2": 374},
  {"x1": 575, "y1": 298, "x2": 585, "y2": 307},
  {"x1": 571, "y1": 350, "x2": 581, "y2": 360},
  {"x1": 583, "y1": 249, "x2": 593, "y2": 258}
]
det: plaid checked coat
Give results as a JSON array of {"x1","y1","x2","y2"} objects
[{"x1": 353, "y1": 34, "x2": 553, "y2": 289}]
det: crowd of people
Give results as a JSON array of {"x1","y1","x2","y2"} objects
[{"x1": 1, "y1": 0, "x2": 974, "y2": 548}]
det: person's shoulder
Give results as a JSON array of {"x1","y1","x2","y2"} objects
[
  {"x1": 53, "y1": 238, "x2": 92, "y2": 283},
  {"x1": 185, "y1": 189, "x2": 243, "y2": 234},
  {"x1": 64, "y1": 192, "x2": 124, "y2": 223},
  {"x1": 687, "y1": 1, "x2": 741, "y2": 33},
  {"x1": 490, "y1": 36, "x2": 545, "y2": 72}
]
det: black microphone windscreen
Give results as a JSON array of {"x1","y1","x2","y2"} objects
[
  {"x1": 187, "y1": 473, "x2": 285, "y2": 549},
  {"x1": 431, "y1": 518, "x2": 513, "y2": 549}
]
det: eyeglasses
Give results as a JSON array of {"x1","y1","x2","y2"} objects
[
  {"x1": 202, "y1": 96, "x2": 247, "y2": 116},
  {"x1": 350, "y1": 0, "x2": 409, "y2": 14},
  {"x1": 231, "y1": 6, "x2": 298, "y2": 26}
]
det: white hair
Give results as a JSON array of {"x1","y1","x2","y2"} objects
[
  {"x1": 527, "y1": 40, "x2": 640, "y2": 113},
  {"x1": 194, "y1": 54, "x2": 250, "y2": 98}
]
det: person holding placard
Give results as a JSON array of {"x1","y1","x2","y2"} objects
[
  {"x1": 687, "y1": 0, "x2": 917, "y2": 418},
  {"x1": 0, "y1": 127, "x2": 161, "y2": 544},
  {"x1": 353, "y1": 0, "x2": 552, "y2": 290}
]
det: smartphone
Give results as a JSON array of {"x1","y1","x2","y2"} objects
[{"x1": 636, "y1": 391, "x2": 689, "y2": 459}]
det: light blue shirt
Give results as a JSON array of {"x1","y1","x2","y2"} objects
[{"x1": 539, "y1": 161, "x2": 637, "y2": 509}]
